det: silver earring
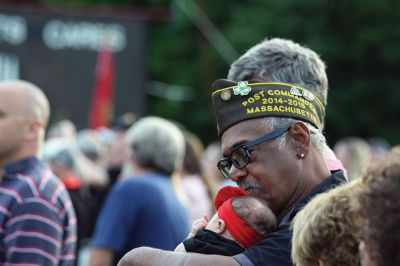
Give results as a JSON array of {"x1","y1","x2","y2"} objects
[{"x1": 299, "y1": 153, "x2": 305, "y2": 159}]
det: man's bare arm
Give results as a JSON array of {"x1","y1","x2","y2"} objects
[
  {"x1": 174, "y1": 242, "x2": 186, "y2": 252},
  {"x1": 118, "y1": 247, "x2": 240, "y2": 266}
]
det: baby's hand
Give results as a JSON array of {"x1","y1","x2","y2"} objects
[{"x1": 188, "y1": 214, "x2": 208, "y2": 237}]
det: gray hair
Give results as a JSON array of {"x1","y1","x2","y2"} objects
[
  {"x1": 43, "y1": 138, "x2": 77, "y2": 169},
  {"x1": 77, "y1": 129, "x2": 107, "y2": 161},
  {"x1": 263, "y1": 117, "x2": 327, "y2": 153},
  {"x1": 228, "y1": 38, "x2": 328, "y2": 106},
  {"x1": 126, "y1": 116, "x2": 185, "y2": 176}
]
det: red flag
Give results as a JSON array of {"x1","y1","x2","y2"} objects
[{"x1": 89, "y1": 41, "x2": 115, "y2": 129}]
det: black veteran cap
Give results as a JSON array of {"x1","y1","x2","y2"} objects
[{"x1": 212, "y1": 79, "x2": 325, "y2": 137}]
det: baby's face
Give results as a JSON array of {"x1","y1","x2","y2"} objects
[
  {"x1": 205, "y1": 213, "x2": 220, "y2": 233},
  {"x1": 204, "y1": 212, "x2": 236, "y2": 242}
]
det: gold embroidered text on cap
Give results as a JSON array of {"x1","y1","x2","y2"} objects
[{"x1": 211, "y1": 79, "x2": 325, "y2": 137}]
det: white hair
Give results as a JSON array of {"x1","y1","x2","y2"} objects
[
  {"x1": 263, "y1": 117, "x2": 327, "y2": 153},
  {"x1": 125, "y1": 116, "x2": 185, "y2": 176}
]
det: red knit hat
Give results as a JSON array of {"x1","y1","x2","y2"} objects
[
  {"x1": 214, "y1": 186, "x2": 247, "y2": 210},
  {"x1": 214, "y1": 186, "x2": 264, "y2": 248}
]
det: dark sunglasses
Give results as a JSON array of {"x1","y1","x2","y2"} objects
[{"x1": 217, "y1": 127, "x2": 290, "y2": 179}]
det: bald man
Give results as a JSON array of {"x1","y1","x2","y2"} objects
[{"x1": 0, "y1": 80, "x2": 77, "y2": 265}]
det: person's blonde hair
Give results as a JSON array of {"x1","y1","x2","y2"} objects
[{"x1": 291, "y1": 179, "x2": 364, "y2": 266}]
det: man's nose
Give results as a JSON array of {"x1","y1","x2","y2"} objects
[{"x1": 229, "y1": 164, "x2": 247, "y2": 183}]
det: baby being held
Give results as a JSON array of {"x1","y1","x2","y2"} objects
[{"x1": 175, "y1": 186, "x2": 277, "y2": 256}]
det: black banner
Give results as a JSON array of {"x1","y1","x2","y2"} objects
[{"x1": 0, "y1": 5, "x2": 148, "y2": 129}]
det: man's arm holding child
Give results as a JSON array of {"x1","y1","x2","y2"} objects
[
  {"x1": 174, "y1": 214, "x2": 209, "y2": 252},
  {"x1": 118, "y1": 247, "x2": 240, "y2": 266}
]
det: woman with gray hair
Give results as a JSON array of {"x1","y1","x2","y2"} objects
[
  {"x1": 125, "y1": 116, "x2": 185, "y2": 176},
  {"x1": 89, "y1": 116, "x2": 189, "y2": 266}
]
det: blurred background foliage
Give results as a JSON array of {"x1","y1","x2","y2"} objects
[{"x1": 20, "y1": 0, "x2": 400, "y2": 145}]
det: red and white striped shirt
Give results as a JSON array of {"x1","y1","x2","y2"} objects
[{"x1": 0, "y1": 156, "x2": 77, "y2": 265}]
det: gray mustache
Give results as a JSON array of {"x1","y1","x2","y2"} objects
[{"x1": 239, "y1": 180, "x2": 261, "y2": 190}]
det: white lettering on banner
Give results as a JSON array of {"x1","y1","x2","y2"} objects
[
  {"x1": 0, "y1": 14, "x2": 27, "y2": 45},
  {"x1": 0, "y1": 53, "x2": 20, "y2": 81},
  {"x1": 42, "y1": 20, "x2": 127, "y2": 52}
]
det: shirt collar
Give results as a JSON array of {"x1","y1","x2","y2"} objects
[
  {"x1": 278, "y1": 170, "x2": 347, "y2": 226},
  {"x1": 5, "y1": 156, "x2": 41, "y2": 175}
]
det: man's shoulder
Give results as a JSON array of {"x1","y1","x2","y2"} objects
[
  {"x1": 114, "y1": 173, "x2": 171, "y2": 192},
  {"x1": 315, "y1": 170, "x2": 347, "y2": 193},
  {"x1": 240, "y1": 223, "x2": 292, "y2": 266},
  {"x1": 3, "y1": 158, "x2": 67, "y2": 202},
  {"x1": 107, "y1": 176, "x2": 163, "y2": 205},
  {"x1": 294, "y1": 170, "x2": 347, "y2": 213},
  {"x1": 17, "y1": 160, "x2": 74, "y2": 221}
]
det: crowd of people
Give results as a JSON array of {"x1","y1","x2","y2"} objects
[{"x1": 0, "y1": 36, "x2": 398, "y2": 266}]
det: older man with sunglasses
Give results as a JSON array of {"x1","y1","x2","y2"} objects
[{"x1": 119, "y1": 38, "x2": 346, "y2": 266}]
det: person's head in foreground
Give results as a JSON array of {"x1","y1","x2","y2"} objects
[
  {"x1": 358, "y1": 146, "x2": 400, "y2": 266},
  {"x1": 291, "y1": 178, "x2": 365, "y2": 266}
]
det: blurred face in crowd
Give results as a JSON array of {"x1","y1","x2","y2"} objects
[
  {"x1": 206, "y1": 213, "x2": 225, "y2": 234},
  {"x1": 0, "y1": 85, "x2": 28, "y2": 165},
  {"x1": 220, "y1": 118, "x2": 303, "y2": 217}
]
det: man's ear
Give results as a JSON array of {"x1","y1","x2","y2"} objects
[
  {"x1": 216, "y1": 219, "x2": 226, "y2": 234},
  {"x1": 288, "y1": 122, "x2": 311, "y2": 158},
  {"x1": 128, "y1": 151, "x2": 139, "y2": 168},
  {"x1": 24, "y1": 117, "x2": 43, "y2": 141}
]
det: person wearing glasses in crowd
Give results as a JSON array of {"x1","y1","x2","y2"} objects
[
  {"x1": 175, "y1": 186, "x2": 277, "y2": 256},
  {"x1": 118, "y1": 38, "x2": 346, "y2": 266}
]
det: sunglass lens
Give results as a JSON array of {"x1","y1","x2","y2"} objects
[
  {"x1": 218, "y1": 160, "x2": 232, "y2": 179},
  {"x1": 231, "y1": 147, "x2": 249, "y2": 168}
]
